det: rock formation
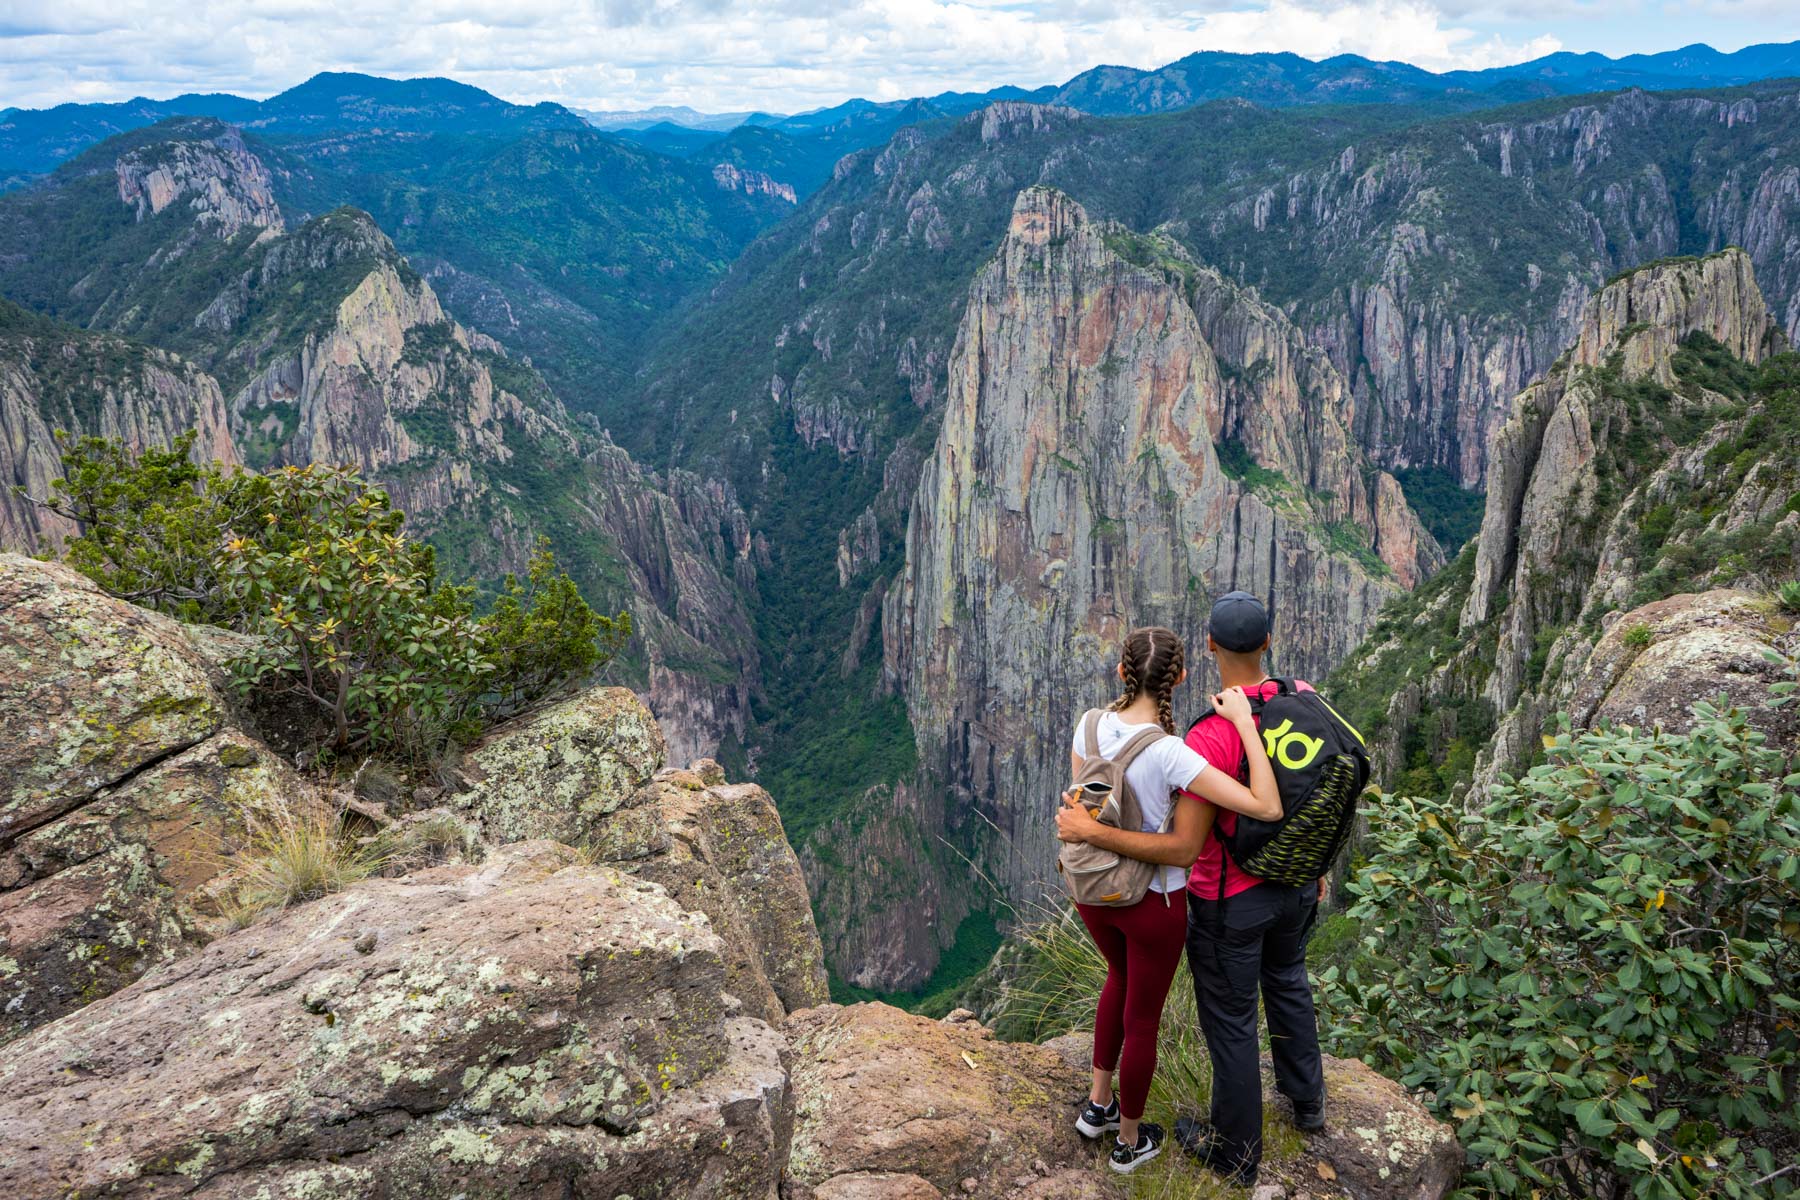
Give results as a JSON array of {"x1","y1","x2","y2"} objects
[
  {"x1": 870, "y1": 187, "x2": 1431, "y2": 971},
  {"x1": 1336, "y1": 249, "x2": 1798, "y2": 796},
  {"x1": 0, "y1": 555, "x2": 315, "y2": 1041},
  {"x1": 0, "y1": 307, "x2": 239, "y2": 551}
]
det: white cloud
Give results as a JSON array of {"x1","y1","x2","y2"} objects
[{"x1": 0, "y1": 0, "x2": 1773, "y2": 115}]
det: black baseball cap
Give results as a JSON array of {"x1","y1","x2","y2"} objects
[{"x1": 1208, "y1": 591, "x2": 1270, "y2": 653}]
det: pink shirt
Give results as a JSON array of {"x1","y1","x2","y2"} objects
[{"x1": 1184, "y1": 679, "x2": 1313, "y2": 900}]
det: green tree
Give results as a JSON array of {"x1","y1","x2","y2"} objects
[
  {"x1": 220, "y1": 463, "x2": 491, "y2": 752},
  {"x1": 35, "y1": 436, "x2": 630, "y2": 758},
  {"x1": 478, "y1": 537, "x2": 630, "y2": 720},
  {"x1": 1320, "y1": 673, "x2": 1800, "y2": 1199},
  {"x1": 21, "y1": 430, "x2": 267, "y2": 622}
]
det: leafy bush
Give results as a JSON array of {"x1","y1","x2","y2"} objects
[
  {"x1": 1320, "y1": 677, "x2": 1800, "y2": 1199},
  {"x1": 481, "y1": 538, "x2": 631, "y2": 720},
  {"x1": 24, "y1": 430, "x2": 265, "y2": 622},
  {"x1": 40, "y1": 437, "x2": 625, "y2": 757},
  {"x1": 1623, "y1": 622, "x2": 1654, "y2": 648},
  {"x1": 1779, "y1": 581, "x2": 1800, "y2": 616},
  {"x1": 221, "y1": 463, "x2": 493, "y2": 752}
]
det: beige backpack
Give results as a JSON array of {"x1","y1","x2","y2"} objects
[{"x1": 1057, "y1": 709, "x2": 1175, "y2": 908}]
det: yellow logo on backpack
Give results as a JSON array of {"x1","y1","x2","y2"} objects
[{"x1": 1261, "y1": 718, "x2": 1324, "y2": 769}]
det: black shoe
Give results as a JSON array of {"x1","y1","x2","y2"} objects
[
  {"x1": 1108, "y1": 1122, "x2": 1165, "y2": 1174},
  {"x1": 1290, "y1": 1094, "x2": 1326, "y2": 1133},
  {"x1": 1173, "y1": 1117, "x2": 1258, "y2": 1186},
  {"x1": 1075, "y1": 1097, "x2": 1121, "y2": 1139}
]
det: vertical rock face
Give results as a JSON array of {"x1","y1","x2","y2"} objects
[
  {"x1": 1335, "y1": 249, "x2": 1796, "y2": 798},
  {"x1": 876, "y1": 188, "x2": 1430, "y2": 947},
  {"x1": 0, "y1": 314, "x2": 239, "y2": 550},
  {"x1": 113, "y1": 125, "x2": 283, "y2": 237}
]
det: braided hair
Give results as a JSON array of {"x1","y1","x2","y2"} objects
[{"x1": 1107, "y1": 626, "x2": 1186, "y2": 734}]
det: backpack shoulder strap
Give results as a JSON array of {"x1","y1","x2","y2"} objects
[
  {"x1": 1110, "y1": 725, "x2": 1166, "y2": 772},
  {"x1": 1080, "y1": 709, "x2": 1103, "y2": 759}
]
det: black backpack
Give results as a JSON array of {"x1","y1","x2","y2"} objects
[{"x1": 1191, "y1": 679, "x2": 1370, "y2": 890}]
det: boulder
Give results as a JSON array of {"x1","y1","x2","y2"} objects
[
  {"x1": 1570, "y1": 589, "x2": 1797, "y2": 744},
  {"x1": 0, "y1": 842, "x2": 792, "y2": 1199},
  {"x1": 451, "y1": 686, "x2": 666, "y2": 844},
  {"x1": 622, "y1": 765, "x2": 830, "y2": 1020},
  {"x1": 0, "y1": 729, "x2": 311, "y2": 1042},
  {"x1": 0, "y1": 554, "x2": 227, "y2": 849},
  {"x1": 1304, "y1": 1056, "x2": 1463, "y2": 1200},
  {"x1": 785, "y1": 1002, "x2": 1093, "y2": 1199},
  {"x1": 0, "y1": 555, "x2": 317, "y2": 1041}
]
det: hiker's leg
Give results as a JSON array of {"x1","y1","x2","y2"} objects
[
  {"x1": 1114, "y1": 891, "x2": 1189, "y2": 1142},
  {"x1": 1076, "y1": 903, "x2": 1129, "y2": 1105},
  {"x1": 1186, "y1": 885, "x2": 1279, "y2": 1177},
  {"x1": 1262, "y1": 885, "x2": 1326, "y2": 1108}
]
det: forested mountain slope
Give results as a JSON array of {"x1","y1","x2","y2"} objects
[{"x1": 0, "y1": 121, "x2": 764, "y2": 762}]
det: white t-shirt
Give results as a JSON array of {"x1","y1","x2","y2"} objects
[{"x1": 1070, "y1": 710, "x2": 1208, "y2": 894}]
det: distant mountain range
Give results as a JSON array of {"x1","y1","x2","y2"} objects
[{"x1": 7, "y1": 41, "x2": 1799, "y2": 194}]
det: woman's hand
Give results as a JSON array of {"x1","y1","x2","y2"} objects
[
  {"x1": 1056, "y1": 791, "x2": 1099, "y2": 843},
  {"x1": 1211, "y1": 686, "x2": 1254, "y2": 725}
]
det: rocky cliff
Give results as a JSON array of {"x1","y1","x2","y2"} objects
[
  {"x1": 0, "y1": 123, "x2": 766, "y2": 761},
  {"x1": 864, "y1": 188, "x2": 1432, "y2": 976},
  {"x1": 0, "y1": 553, "x2": 1460, "y2": 1199},
  {"x1": 0, "y1": 303, "x2": 239, "y2": 549},
  {"x1": 1332, "y1": 249, "x2": 1798, "y2": 797},
  {"x1": 1189, "y1": 88, "x2": 1800, "y2": 489}
]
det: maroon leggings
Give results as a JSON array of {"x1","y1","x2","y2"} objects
[{"x1": 1076, "y1": 890, "x2": 1188, "y2": 1120}]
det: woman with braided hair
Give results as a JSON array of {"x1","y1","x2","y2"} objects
[{"x1": 1055, "y1": 625, "x2": 1281, "y2": 1173}]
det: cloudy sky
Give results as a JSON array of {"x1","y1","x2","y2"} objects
[{"x1": 2, "y1": 0, "x2": 1796, "y2": 115}]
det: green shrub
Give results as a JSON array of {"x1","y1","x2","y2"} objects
[
  {"x1": 481, "y1": 537, "x2": 631, "y2": 720},
  {"x1": 221, "y1": 463, "x2": 494, "y2": 752},
  {"x1": 23, "y1": 430, "x2": 263, "y2": 622},
  {"x1": 1623, "y1": 622, "x2": 1653, "y2": 649},
  {"x1": 1320, "y1": 675, "x2": 1800, "y2": 1199},
  {"x1": 42, "y1": 437, "x2": 625, "y2": 757},
  {"x1": 1779, "y1": 581, "x2": 1800, "y2": 615}
]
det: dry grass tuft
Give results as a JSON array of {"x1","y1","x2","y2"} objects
[{"x1": 230, "y1": 805, "x2": 387, "y2": 920}]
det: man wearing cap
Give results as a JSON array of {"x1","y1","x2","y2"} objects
[{"x1": 1173, "y1": 591, "x2": 1328, "y2": 1186}]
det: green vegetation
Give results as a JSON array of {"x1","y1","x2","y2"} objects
[
  {"x1": 38, "y1": 436, "x2": 624, "y2": 759},
  {"x1": 1214, "y1": 438, "x2": 1291, "y2": 497},
  {"x1": 1394, "y1": 466, "x2": 1485, "y2": 552},
  {"x1": 1622, "y1": 346, "x2": 1800, "y2": 611},
  {"x1": 831, "y1": 909, "x2": 1005, "y2": 1018},
  {"x1": 228, "y1": 804, "x2": 387, "y2": 924},
  {"x1": 1320, "y1": 671, "x2": 1800, "y2": 1199}
]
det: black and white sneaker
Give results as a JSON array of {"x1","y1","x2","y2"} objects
[
  {"x1": 1108, "y1": 1122, "x2": 1165, "y2": 1174},
  {"x1": 1075, "y1": 1097, "x2": 1121, "y2": 1138}
]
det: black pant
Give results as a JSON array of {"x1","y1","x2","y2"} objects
[{"x1": 1185, "y1": 883, "x2": 1325, "y2": 1177}]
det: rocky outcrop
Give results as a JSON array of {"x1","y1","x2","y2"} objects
[
  {"x1": 785, "y1": 1003, "x2": 1100, "y2": 1199},
  {"x1": 714, "y1": 161, "x2": 799, "y2": 204},
  {"x1": 0, "y1": 841, "x2": 796, "y2": 1199},
  {"x1": 0, "y1": 555, "x2": 314, "y2": 1041},
  {"x1": 114, "y1": 123, "x2": 283, "y2": 237},
  {"x1": 449, "y1": 686, "x2": 667, "y2": 843},
  {"x1": 621, "y1": 761, "x2": 831, "y2": 1022},
  {"x1": 871, "y1": 189, "x2": 1429, "y2": 965}
]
